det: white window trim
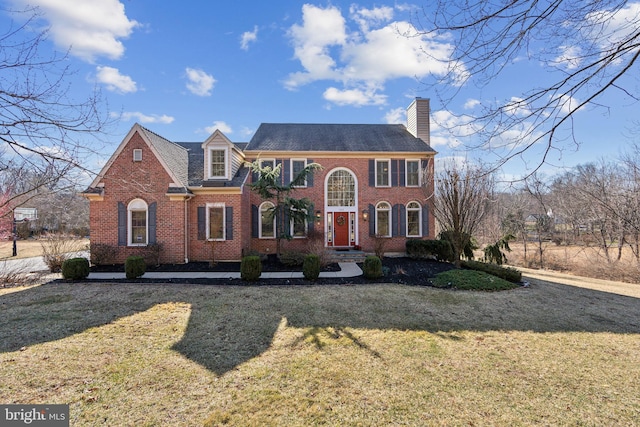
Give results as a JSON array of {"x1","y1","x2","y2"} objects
[
  {"x1": 375, "y1": 159, "x2": 391, "y2": 187},
  {"x1": 206, "y1": 202, "x2": 226, "y2": 241},
  {"x1": 259, "y1": 201, "x2": 276, "y2": 239},
  {"x1": 128, "y1": 198, "x2": 148, "y2": 246},
  {"x1": 290, "y1": 158, "x2": 307, "y2": 188},
  {"x1": 375, "y1": 201, "x2": 392, "y2": 237},
  {"x1": 406, "y1": 201, "x2": 422, "y2": 237},
  {"x1": 133, "y1": 149, "x2": 142, "y2": 162},
  {"x1": 207, "y1": 147, "x2": 229, "y2": 180},
  {"x1": 290, "y1": 208, "x2": 308, "y2": 238},
  {"x1": 405, "y1": 159, "x2": 421, "y2": 187}
]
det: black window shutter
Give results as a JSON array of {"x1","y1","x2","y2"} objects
[
  {"x1": 369, "y1": 204, "x2": 375, "y2": 236},
  {"x1": 283, "y1": 207, "x2": 290, "y2": 238},
  {"x1": 391, "y1": 160, "x2": 399, "y2": 187},
  {"x1": 422, "y1": 205, "x2": 429, "y2": 237},
  {"x1": 392, "y1": 204, "x2": 399, "y2": 236},
  {"x1": 307, "y1": 203, "x2": 315, "y2": 234},
  {"x1": 117, "y1": 202, "x2": 126, "y2": 246},
  {"x1": 399, "y1": 160, "x2": 406, "y2": 187},
  {"x1": 369, "y1": 160, "x2": 375, "y2": 186},
  {"x1": 307, "y1": 159, "x2": 314, "y2": 187},
  {"x1": 283, "y1": 159, "x2": 291, "y2": 185},
  {"x1": 252, "y1": 204, "x2": 259, "y2": 238},
  {"x1": 225, "y1": 206, "x2": 233, "y2": 240},
  {"x1": 276, "y1": 159, "x2": 283, "y2": 184},
  {"x1": 399, "y1": 204, "x2": 406, "y2": 237},
  {"x1": 148, "y1": 202, "x2": 157, "y2": 244},
  {"x1": 197, "y1": 206, "x2": 206, "y2": 240}
]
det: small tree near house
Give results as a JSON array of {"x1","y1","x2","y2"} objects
[{"x1": 247, "y1": 158, "x2": 322, "y2": 257}]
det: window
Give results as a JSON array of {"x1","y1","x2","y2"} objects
[
  {"x1": 259, "y1": 202, "x2": 275, "y2": 238},
  {"x1": 375, "y1": 202, "x2": 391, "y2": 237},
  {"x1": 375, "y1": 160, "x2": 390, "y2": 187},
  {"x1": 291, "y1": 159, "x2": 307, "y2": 187},
  {"x1": 209, "y1": 148, "x2": 227, "y2": 179},
  {"x1": 290, "y1": 208, "x2": 308, "y2": 238},
  {"x1": 406, "y1": 160, "x2": 420, "y2": 187},
  {"x1": 257, "y1": 159, "x2": 276, "y2": 180},
  {"x1": 128, "y1": 199, "x2": 148, "y2": 245},
  {"x1": 133, "y1": 149, "x2": 142, "y2": 162},
  {"x1": 207, "y1": 203, "x2": 225, "y2": 240},
  {"x1": 327, "y1": 169, "x2": 356, "y2": 207},
  {"x1": 406, "y1": 201, "x2": 422, "y2": 237}
]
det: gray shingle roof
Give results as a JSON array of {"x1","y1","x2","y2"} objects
[
  {"x1": 175, "y1": 142, "x2": 248, "y2": 187},
  {"x1": 138, "y1": 126, "x2": 189, "y2": 186},
  {"x1": 246, "y1": 123, "x2": 435, "y2": 153}
]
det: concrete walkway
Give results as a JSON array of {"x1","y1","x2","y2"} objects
[{"x1": 88, "y1": 262, "x2": 362, "y2": 280}]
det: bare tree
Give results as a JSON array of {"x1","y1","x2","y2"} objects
[
  {"x1": 523, "y1": 173, "x2": 554, "y2": 268},
  {"x1": 425, "y1": 160, "x2": 495, "y2": 264},
  {"x1": 0, "y1": 8, "x2": 108, "y2": 219},
  {"x1": 415, "y1": 1, "x2": 640, "y2": 170}
]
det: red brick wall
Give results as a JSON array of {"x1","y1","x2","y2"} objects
[
  {"x1": 89, "y1": 130, "x2": 186, "y2": 264},
  {"x1": 247, "y1": 156, "x2": 435, "y2": 255}
]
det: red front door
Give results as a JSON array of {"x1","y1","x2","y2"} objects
[{"x1": 333, "y1": 212, "x2": 350, "y2": 247}]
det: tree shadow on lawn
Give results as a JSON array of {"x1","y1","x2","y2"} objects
[{"x1": 1, "y1": 280, "x2": 639, "y2": 375}]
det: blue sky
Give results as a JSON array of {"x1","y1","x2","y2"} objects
[{"x1": 2, "y1": 0, "x2": 639, "y2": 179}]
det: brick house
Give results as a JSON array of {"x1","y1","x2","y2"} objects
[{"x1": 83, "y1": 98, "x2": 436, "y2": 263}]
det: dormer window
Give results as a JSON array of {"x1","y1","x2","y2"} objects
[{"x1": 208, "y1": 147, "x2": 228, "y2": 179}]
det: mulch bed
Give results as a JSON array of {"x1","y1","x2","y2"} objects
[{"x1": 88, "y1": 257, "x2": 456, "y2": 286}]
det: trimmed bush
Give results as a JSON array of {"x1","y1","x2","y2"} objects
[
  {"x1": 302, "y1": 254, "x2": 321, "y2": 280},
  {"x1": 241, "y1": 256, "x2": 262, "y2": 281},
  {"x1": 461, "y1": 260, "x2": 522, "y2": 283},
  {"x1": 406, "y1": 239, "x2": 454, "y2": 262},
  {"x1": 433, "y1": 269, "x2": 519, "y2": 291},
  {"x1": 125, "y1": 256, "x2": 146, "y2": 279},
  {"x1": 61, "y1": 257, "x2": 90, "y2": 280},
  {"x1": 363, "y1": 255, "x2": 383, "y2": 279}
]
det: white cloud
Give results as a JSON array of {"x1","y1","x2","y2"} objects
[
  {"x1": 323, "y1": 86, "x2": 386, "y2": 106},
  {"x1": 240, "y1": 26, "x2": 258, "y2": 50},
  {"x1": 285, "y1": 4, "x2": 464, "y2": 106},
  {"x1": 205, "y1": 121, "x2": 232, "y2": 134},
  {"x1": 553, "y1": 45, "x2": 582, "y2": 70},
  {"x1": 96, "y1": 66, "x2": 137, "y2": 93},
  {"x1": 349, "y1": 5, "x2": 393, "y2": 32},
  {"x1": 464, "y1": 99, "x2": 480, "y2": 109},
  {"x1": 117, "y1": 111, "x2": 174, "y2": 124},
  {"x1": 185, "y1": 68, "x2": 216, "y2": 96},
  {"x1": 383, "y1": 107, "x2": 405, "y2": 124},
  {"x1": 11, "y1": 0, "x2": 139, "y2": 62}
]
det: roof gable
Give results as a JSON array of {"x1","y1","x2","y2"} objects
[{"x1": 88, "y1": 123, "x2": 189, "y2": 188}]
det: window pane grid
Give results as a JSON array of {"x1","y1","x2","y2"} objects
[
  {"x1": 406, "y1": 161, "x2": 419, "y2": 186},
  {"x1": 131, "y1": 210, "x2": 147, "y2": 244},
  {"x1": 209, "y1": 207, "x2": 224, "y2": 240},
  {"x1": 210, "y1": 150, "x2": 226, "y2": 177},
  {"x1": 327, "y1": 170, "x2": 355, "y2": 207},
  {"x1": 376, "y1": 160, "x2": 389, "y2": 186}
]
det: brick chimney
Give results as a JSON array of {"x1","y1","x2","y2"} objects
[{"x1": 406, "y1": 97, "x2": 430, "y2": 145}]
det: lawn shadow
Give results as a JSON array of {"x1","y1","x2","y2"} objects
[{"x1": 1, "y1": 280, "x2": 639, "y2": 375}]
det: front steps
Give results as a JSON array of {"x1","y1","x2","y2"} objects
[{"x1": 329, "y1": 249, "x2": 368, "y2": 263}]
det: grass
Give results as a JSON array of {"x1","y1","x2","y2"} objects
[
  {"x1": 1, "y1": 281, "x2": 639, "y2": 426},
  {"x1": 0, "y1": 238, "x2": 89, "y2": 260}
]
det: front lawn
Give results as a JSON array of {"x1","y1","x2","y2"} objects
[{"x1": 1, "y1": 281, "x2": 638, "y2": 426}]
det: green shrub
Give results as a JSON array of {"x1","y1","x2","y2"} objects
[
  {"x1": 363, "y1": 255, "x2": 383, "y2": 279},
  {"x1": 125, "y1": 256, "x2": 146, "y2": 279},
  {"x1": 438, "y1": 230, "x2": 477, "y2": 260},
  {"x1": 432, "y1": 269, "x2": 519, "y2": 291},
  {"x1": 461, "y1": 260, "x2": 522, "y2": 283},
  {"x1": 302, "y1": 254, "x2": 321, "y2": 280},
  {"x1": 61, "y1": 257, "x2": 90, "y2": 280},
  {"x1": 241, "y1": 256, "x2": 262, "y2": 281},
  {"x1": 406, "y1": 239, "x2": 454, "y2": 262},
  {"x1": 90, "y1": 243, "x2": 118, "y2": 266},
  {"x1": 279, "y1": 251, "x2": 305, "y2": 267}
]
